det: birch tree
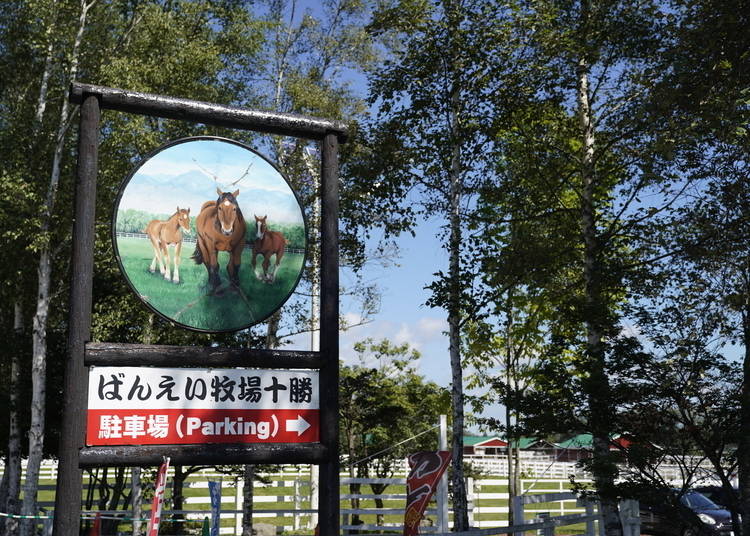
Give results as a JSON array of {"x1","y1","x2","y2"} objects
[
  {"x1": 360, "y1": 0, "x2": 523, "y2": 527},
  {"x1": 489, "y1": 1, "x2": 681, "y2": 532},
  {"x1": 242, "y1": 2, "x2": 375, "y2": 529},
  {"x1": 16, "y1": 2, "x2": 97, "y2": 532},
  {"x1": 426, "y1": 1, "x2": 689, "y2": 533},
  {"x1": 1, "y1": 1, "x2": 266, "y2": 531},
  {"x1": 0, "y1": 300, "x2": 25, "y2": 535},
  {"x1": 252, "y1": 0, "x2": 377, "y2": 340},
  {"x1": 0, "y1": 1, "x2": 62, "y2": 527}
]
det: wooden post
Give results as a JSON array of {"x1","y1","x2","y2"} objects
[
  {"x1": 53, "y1": 93, "x2": 100, "y2": 535},
  {"x1": 467, "y1": 477, "x2": 475, "y2": 527},
  {"x1": 319, "y1": 132, "x2": 340, "y2": 535},
  {"x1": 70, "y1": 82, "x2": 348, "y2": 141},
  {"x1": 538, "y1": 512, "x2": 553, "y2": 536}
]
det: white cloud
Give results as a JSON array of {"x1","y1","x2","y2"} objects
[
  {"x1": 342, "y1": 312, "x2": 364, "y2": 328},
  {"x1": 335, "y1": 314, "x2": 451, "y2": 383},
  {"x1": 340, "y1": 315, "x2": 448, "y2": 353},
  {"x1": 394, "y1": 324, "x2": 415, "y2": 346},
  {"x1": 416, "y1": 317, "x2": 448, "y2": 339}
]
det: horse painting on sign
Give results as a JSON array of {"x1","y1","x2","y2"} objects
[
  {"x1": 144, "y1": 207, "x2": 191, "y2": 283},
  {"x1": 192, "y1": 188, "x2": 246, "y2": 293},
  {"x1": 252, "y1": 214, "x2": 288, "y2": 283},
  {"x1": 115, "y1": 137, "x2": 307, "y2": 332}
]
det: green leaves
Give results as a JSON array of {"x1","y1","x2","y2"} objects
[{"x1": 340, "y1": 338, "x2": 450, "y2": 475}]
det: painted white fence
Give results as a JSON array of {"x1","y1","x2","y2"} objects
[{"x1": 114, "y1": 232, "x2": 305, "y2": 255}]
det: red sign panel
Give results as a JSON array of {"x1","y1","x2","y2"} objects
[{"x1": 87, "y1": 367, "x2": 319, "y2": 446}]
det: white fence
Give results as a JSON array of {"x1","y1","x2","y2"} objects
[
  {"x1": 3, "y1": 451, "x2": 718, "y2": 484},
  {"x1": 0, "y1": 458, "x2": 718, "y2": 535}
]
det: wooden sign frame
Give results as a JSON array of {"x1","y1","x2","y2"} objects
[{"x1": 54, "y1": 82, "x2": 345, "y2": 535}]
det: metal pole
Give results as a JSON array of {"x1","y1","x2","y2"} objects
[
  {"x1": 437, "y1": 415, "x2": 449, "y2": 532},
  {"x1": 319, "y1": 132, "x2": 340, "y2": 535},
  {"x1": 53, "y1": 93, "x2": 100, "y2": 535}
]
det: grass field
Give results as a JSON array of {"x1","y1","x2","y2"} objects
[{"x1": 116, "y1": 237, "x2": 304, "y2": 331}]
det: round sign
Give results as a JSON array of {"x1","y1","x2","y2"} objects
[{"x1": 113, "y1": 137, "x2": 307, "y2": 333}]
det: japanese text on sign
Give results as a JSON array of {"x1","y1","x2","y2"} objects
[
  {"x1": 89, "y1": 367, "x2": 318, "y2": 410},
  {"x1": 87, "y1": 367, "x2": 319, "y2": 446}
]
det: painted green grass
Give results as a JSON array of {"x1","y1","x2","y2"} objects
[{"x1": 117, "y1": 237, "x2": 304, "y2": 331}]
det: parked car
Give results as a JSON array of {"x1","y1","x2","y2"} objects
[
  {"x1": 694, "y1": 485, "x2": 739, "y2": 512},
  {"x1": 640, "y1": 489, "x2": 734, "y2": 536}
]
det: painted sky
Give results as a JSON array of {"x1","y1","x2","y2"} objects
[{"x1": 118, "y1": 138, "x2": 304, "y2": 225}]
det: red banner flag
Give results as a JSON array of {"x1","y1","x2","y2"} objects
[
  {"x1": 403, "y1": 451, "x2": 451, "y2": 536},
  {"x1": 87, "y1": 513, "x2": 101, "y2": 536},
  {"x1": 147, "y1": 457, "x2": 170, "y2": 536}
]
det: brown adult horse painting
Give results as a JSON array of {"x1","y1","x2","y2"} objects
[
  {"x1": 144, "y1": 207, "x2": 191, "y2": 284},
  {"x1": 192, "y1": 188, "x2": 246, "y2": 293},
  {"x1": 252, "y1": 215, "x2": 288, "y2": 283}
]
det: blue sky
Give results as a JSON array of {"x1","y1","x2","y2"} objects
[
  {"x1": 340, "y1": 218, "x2": 452, "y2": 384},
  {"x1": 284, "y1": 211, "x2": 471, "y2": 422},
  {"x1": 284, "y1": 215, "x2": 453, "y2": 382}
]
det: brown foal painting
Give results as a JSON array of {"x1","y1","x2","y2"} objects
[
  {"x1": 144, "y1": 207, "x2": 191, "y2": 283},
  {"x1": 252, "y1": 214, "x2": 288, "y2": 283}
]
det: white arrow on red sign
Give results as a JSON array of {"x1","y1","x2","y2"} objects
[{"x1": 286, "y1": 415, "x2": 311, "y2": 436}]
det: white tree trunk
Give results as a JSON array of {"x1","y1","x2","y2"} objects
[
  {"x1": 309, "y1": 464, "x2": 320, "y2": 530},
  {"x1": 21, "y1": 248, "x2": 52, "y2": 536},
  {"x1": 20, "y1": 3, "x2": 96, "y2": 534},
  {"x1": 1, "y1": 300, "x2": 24, "y2": 535},
  {"x1": 576, "y1": 7, "x2": 622, "y2": 533},
  {"x1": 33, "y1": 11, "x2": 57, "y2": 129},
  {"x1": 7, "y1": 300, "x2": 24, "y2": 522},
  {"x1": 504, "y1": 295, "x2": 520, "y2": 525},
  {"x1": 505, "y1": 365, "x2": 519, "y2": 523},
  {"x1": 448, "y1": 84, "x2": 469, "y2": 531}
]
